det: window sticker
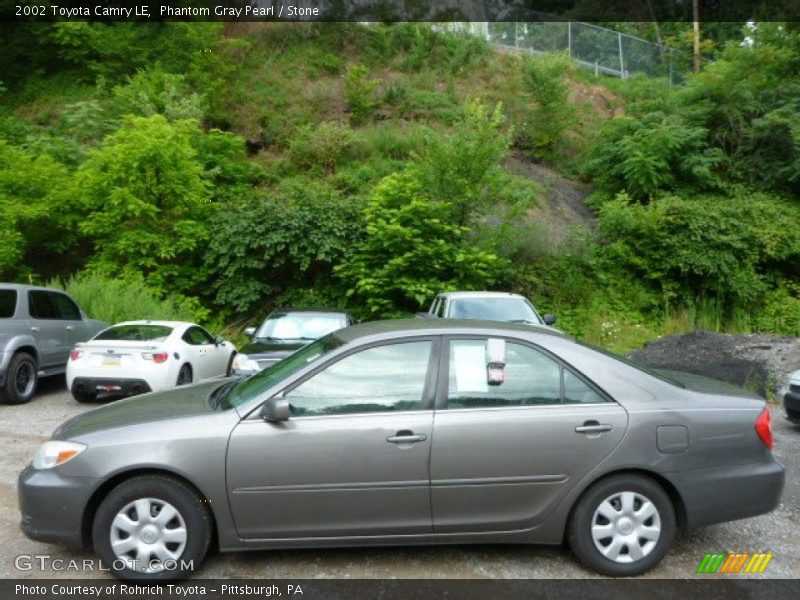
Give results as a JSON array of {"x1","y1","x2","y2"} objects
[{"x1": 453, "y1": 341, "x2": 489, "y2": 393}]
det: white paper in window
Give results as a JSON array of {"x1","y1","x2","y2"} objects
[{"x1": 453, "y1": 342, "x2": 488, "y2": 393}]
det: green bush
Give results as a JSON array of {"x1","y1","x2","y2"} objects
[
  {"x1": 287, "y1": 121, "x2": 357, "y2": 173},
  {"x1": 49, "y1": 272, "x2": 206, "y2": 325},
  {"x1": 344, "y1": 64, "x2": 381, "y2": 125},
  {"x1": 336, "y1": 170, "x2": 506, "y2": 318},
  {"x1": 752, "y1": 284, "x2": 800, "y2": 336},
  {"x1": 518, "y1": 54, "x2": 576, "y2": 159}
]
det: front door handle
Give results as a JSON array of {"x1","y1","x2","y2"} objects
[
  {"x1": 30, "y1": 326, "x2": 40, "y2": 333},
  {"x1": 387, "y1": 430, "x2": 427, "y2": 444},
  {"x1": 575, "y1": 421, "x2": 613, "y2": 434},
  {"x1": 65, "y1": 325, "x2": 74, "y2": 331}
]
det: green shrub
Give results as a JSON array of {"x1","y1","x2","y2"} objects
[
  {"x1": 49, "y1": 272, "x2": 206, "y2": 325},
  {"x1": 752, "y1": 284, "x2": 800, "y2": 336},
  {"x1": 344, "y1": 64, "x2": 381, "y2": 125},
  {"x1": 287, "y1": 121, "x2": 357, "y2": 173},
  {"x1": 518, "y1": 54, "x2": 577, "y2": 159}
]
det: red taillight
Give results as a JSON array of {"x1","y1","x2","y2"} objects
[
  {"x1": 69, "y1": 350, "x2": 83, "y2": 361},
  {"x1": 755, "y1": 406, "x2": 773, "y2": 450},
  {"x1": 142, "y1": 351, "x2": 169, "y2": 363}
]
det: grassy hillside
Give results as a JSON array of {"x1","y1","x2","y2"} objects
[{"x1": 1, "y1": 22, "x2": 799, "y2": 351}]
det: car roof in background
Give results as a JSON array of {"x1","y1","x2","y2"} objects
[
  {"x1": 0, "y1": 283, "x2": 65, "y2": 292},
  {"x1": 268, "y1": 308, "x2": 349, "y2": 316},
  {"x1": 333, "y1": 318, "x2": 566, "y2": 343},
  {"x1": 439, "y1": 291, "x2": 527, "y2": 300}
]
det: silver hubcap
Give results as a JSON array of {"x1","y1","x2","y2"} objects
[
  {"x1": 110, "y1": 498, "x2": 187, "y2": 573},
  {"x1": 591, "y1": 491, "x2": 661, "y2": 563}
]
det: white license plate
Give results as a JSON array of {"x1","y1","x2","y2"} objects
[{"x1": 102, "y1": 354, "x2": 121, "y2": 366}]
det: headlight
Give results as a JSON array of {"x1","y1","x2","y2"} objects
[
  {"x1": 32, "y1": 441, "x2": 87, "y2": 470},
  {"x1": 232, "y1": 354, "x2": 262, "y2": 374}
]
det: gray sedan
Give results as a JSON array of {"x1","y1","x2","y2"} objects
[{"x1": 18, "y1": 319, "x2": 784, "y2": 580}]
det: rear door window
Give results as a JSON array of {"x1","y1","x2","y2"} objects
[
  {"x1": 28, "y1": 291, "x2": 59, "y2": 319},
  {"x1": 0, "y1": 290, "x2": 17, "y2": 318},
  {"x1": 50, "y1": 292, "x2": 81, "y2": 320}
]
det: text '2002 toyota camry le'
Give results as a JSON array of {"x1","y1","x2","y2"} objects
[{"x1": 18, "y1": 320, "x2": 784, "y2": 580}]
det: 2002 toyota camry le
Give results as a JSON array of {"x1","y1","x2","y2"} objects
[{"x1": 19, "y1": 319, "x2": 784, "y2": 580}]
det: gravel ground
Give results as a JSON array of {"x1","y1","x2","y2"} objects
[{"x1": 0, "y1": 376, "x2": 797, "y2": 580}]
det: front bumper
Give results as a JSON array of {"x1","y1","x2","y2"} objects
[
  {"x1": 783, "y1": 390, "x2": 800, "y2": 423},
  {"x1": 666, "y1": 458, "x2": 785, "y2": 529},
  {"x1": 71, "y1": 377, "x2": 152, "y2": 398},
  {"x1": 18, "y1": 464, "x2": 100, "y2": 548}
]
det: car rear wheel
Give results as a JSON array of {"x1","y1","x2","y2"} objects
[
  {"x1": 0, "y1": 352, "x2": 38, "y2": 405},
  {"x1": 567, "y1": 474, "x2": 675, "y2": 576},
  {"x1": 176, "y1": 364, "x2": 192, "y2": 386},
  {"x1": 92, "y1": 475, "x2": 211, "y2": 581}
]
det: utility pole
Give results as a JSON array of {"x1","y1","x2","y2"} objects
[{"x1": 693, "y1": 0, "x2": 701, "y2": 72}]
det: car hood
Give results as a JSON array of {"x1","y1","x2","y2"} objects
[
  {"x1": 656, "y1": 369, "x2": 762, "y2": 399},
  {"x1": 53, "y1": 380, "x2": 225, "y2": 440},
  {"x1": 240, "y1": 339, "x2": 307, "y2": 357}
]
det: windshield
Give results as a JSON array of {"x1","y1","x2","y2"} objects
[
  {"x1": 577, "y1": 341, "x2": 686, "y2": 389},
  {"x1": 255, "y1": 312, "x2": 347, "y2": 341},
  {"x1": 449, "y1": 298, "x2": 542, "y2": 324},
  {"x1": 94, "y1": 324, "x2": 173, "y2": 342},
  {"x1": 223, "y1": 334, "x2": 345, "y2": 408}
]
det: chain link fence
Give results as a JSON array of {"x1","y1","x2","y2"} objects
[{"x1": 448, "y1": 22, "x2": 696, "y2": 85}]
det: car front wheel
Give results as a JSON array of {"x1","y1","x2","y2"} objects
[
  {"x1": 0, "y1": 352, "x2": 38, "y2": 405},
  {"x1": 567, "y1": 473, "x2": 675, "y2": 576},
  {"x1": 92, "y1": 475, "x2": 212, "y2": 581}
]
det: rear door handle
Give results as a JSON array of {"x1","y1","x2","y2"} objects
[
  {"x1": 30, "y1": 326, "x2": 40, "y2": 333},
  {"x1": 65, "y1": 325, "x2": 74, "y2": 331},
  {"x1": 387, "y1": 431, "x2": 427, "y2": 444},
  {"x1": 575, "y1": 422, "x2": 613, "y2": 434}
]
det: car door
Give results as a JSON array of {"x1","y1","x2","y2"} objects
[
  {"x1": 430, "y1": 336, "x2": 628, "y2": 533},
  {"x1": 181, "y1": 326, "x2": 217, "y2": 379},
  {"x1": 26, "y1": 290, "x2": 68, "y2": 368},
  {"x1": 49, "y1": 292, "x2": 87, "y2": 347},
  {"x1": 226, "y1": 337, "x2": 439, "y2": 539}
]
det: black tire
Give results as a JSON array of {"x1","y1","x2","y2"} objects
[
  {"x1": 0, "y1": 352, "x2": 38, "y2": 405},
  {"x1": 567, "y1": 473, "x2": 675, "y2": 577},
  {"x1": 176, "y1": 364, "x2": 192, "y2": 386},
  {"x1": 225, "y1": 352, "x2": 236, "y2": 377},
  {"x1": 92, "y1": 475, "x2": 212, "y2": 581},
  {"x1": 72, "y1": 389, "x2": 97, "y2": 403}
]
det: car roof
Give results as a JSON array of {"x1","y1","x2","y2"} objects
[
  {"x1": 0, "y1": 283, "x2": 64, "y2": 292},
  {"x1": 268, "y1": 308, "x2": 349, "y2": 315},
  {"x1": 438, "y1": 291, "x2": 527, "y2": 300},
  {"x1": 333, "y1": 318, "x2": 565, "y2": 344},
  {"x1": 108, "y1": 320, "x2": 195, "y2": 328}
]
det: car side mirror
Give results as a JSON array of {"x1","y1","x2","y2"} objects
[
  {"x1": 244, "y1": 327, "x2": 256, "y2": 338},
  {"x1": 543, "y1": 314, "x2": 557, "y2": 326},
  {"x1": 261, "y1": 397, "x2": 290, "y2": 422},
  {"x1": 214, "y1": 335, "x2": 225, "y2": 346}
]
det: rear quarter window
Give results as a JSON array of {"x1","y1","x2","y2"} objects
[
  {"x1": 0, "y1": 290, "x2": 17, "y2": 318},
  {"x1": 94, "y1": 324, "x2": 173, "y2": 342}
]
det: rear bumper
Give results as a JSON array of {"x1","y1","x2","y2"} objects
[
  {"x1": 18, "y1": 464, "x2": 99, "y2": 548},
  {"x1": 71, "y1": 377, "x2": 152, "y2": 398},
  {"x1": 783, "y1": 391, "x2": 800, "y2": 423},
  {"x1": 666, "y1": 459, "x2": 785, "y2": 529}
]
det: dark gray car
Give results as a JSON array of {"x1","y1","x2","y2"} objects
[{"x1": 18, "y1": 320, "x2": 784, "y2": 580}]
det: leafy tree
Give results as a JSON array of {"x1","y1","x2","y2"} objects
[
  {"x1": 111, "y1": 69, "x2": 207, "y2": 122},
  {"x1": 415, "y1": 99, "x2": 511, "y2": 226},
  {"x1": 0, "y1": 141, "x2": 76, "y2": 280},
  {"x1": 584, "y1": 112, "x2": 724, "y2": 201},
  {"x1": 206, "y1": 181, "x2": 364, "y2": 314},
  {"x1": 74, "y1": 115, "x2": 211, "y2": 295},
  {"x1": 518, "y1": 53, "x2": 577, "y2": 159},
  {"x1": 344, "y1": 64, "x2": 381, "y2": 125},
  {"x1": 337, "y1": 170, "x2": 506, "y2": 318}
]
